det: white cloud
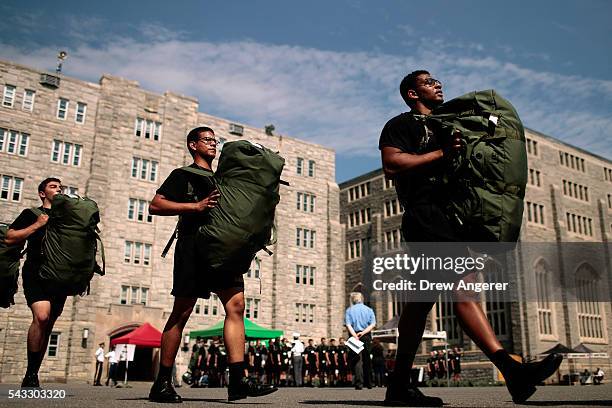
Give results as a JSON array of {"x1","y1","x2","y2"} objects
[{"x1": 0, "y1": 26, "x2": 610, "y2": 160}]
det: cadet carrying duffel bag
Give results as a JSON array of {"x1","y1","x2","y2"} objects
[
  {"x1": 162, "y1": 140, "x2": 286, "y2": 275},
  {"x1": 0, "y1": 208, "x2": 43, "y2": 308},
  {"x1": 39, "y1": 194, "x2": 105, "y2": 296},
  {"x1": 426, "y1": 89, "x2": 528, "y2": 242}
]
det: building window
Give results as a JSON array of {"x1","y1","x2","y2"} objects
[
  {"x1": 47, "y1": 332, "x2": 60, "y2": 357},
  {"x1": 51, "y1": 140, "x2": 82, "y2": 166},
  {"x1": 566, "y1": 212, "x2": 593, "y2": 237},
  {"x1": 134, "y1": 117, "x2": 162, "y2": 141},
  {"x1": 75, "y1": 102, "x2": 87, "y2": 124},
  {"x1": 131, "y1": 157, "x2": 159, "y2": 181},
  {"x1": 246, "y1": 258, "x2": 261, "y2": 279},
  {"x1": 2, "y1": 85, "x2": 16, "y2": 107},
  {"x1": 348, "y1": 238, "x2": 367, "y2": 259},
  {"x1": 295, "y1": 265, "x2": 315, "y2": 286},
  {"x1": 347, "y1": 182, "x2": 371, "y2": 202},
  {"x1": 576, "y1": 265, "x2": 604, "y2": 339},
  {"x1": 526, "y1": 138, "x2": 538, "y2": 156},
  {"x1": 562, "y1": 180, "x2": 589, "y2": 202},
  {"x1": 607, "y1": 194, "x2": 612, "y2": 210},
  {"x1": 528, "y1": 168, "x2": 541, "y2": 187},
  {"x1": 296, "y1": 192, "x2": 316, "y2": 212},
  {"x1": 0, "y1": 128, "x2": 29, "y2": 156},
  {"x1": 294, "y1": 303, "x2": 315, "y2": 324},
  {"x1": 308, "y1": 160, "x2": 315, "y2": 177},
  {"x1": 296, "y1": 157, "x2": 303, "y2": 175},
  {"x1": 62, "y1": 186, "x2": 79, "y2": 195},
  {"x1": 435, "y1": 293, "x2": 462, "y2": 344},
  {"x1": 128, "y1": 198, "x2": 153, "y2": 223},
  {"x1": 22, "y1": 89, "x2": 35, "y2": 111},
  {"x1": 348, "y1": 208, "x2": 371, "y2": 228},
  {"x1": 559, "y1": 150, "x2": 586, "y2": 172},
  {"x1": 603, "y1": 167, "x2": 612, "y2": 182},
  {"x1": 57, "y1": 98, "x2": 69, "y2": 119},
  {"x1": 384, "y1": 199, "x2": 402, "y2": 217},
  {"x1": 526, "y1": 202, "x2": 545, "y2": 225},
  {"x1": 383, "y1": 177, "x2": 395, "y2": 190},
  {"x1": 296, "y1": 228, "x2": 316, "y2": 249},
  {"x1": 245, "y1": 298, "x2": 260, "y2": 320},
  {"x1": 0, "y1": 175, "x2": 23, "y2": 202},
  {"x1": 384, "y1": 229, "x2": 401, "y2": 251},
  {"x1": 484, "y1": 263, "x2": 510, "y2": 339},
  {"x1": 119, "y1": 285, "x2": 150, "y2": 306},
  {"x1": 535, "y1": 260, "x2": 554, "y2": 337},
  {"x1": 124, "y1": 241, "x2": 153, "y2": 266}
]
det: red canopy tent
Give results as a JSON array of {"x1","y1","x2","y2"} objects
[{"x1": 110, "y1": 323, "x2": 162, "y2": 347}]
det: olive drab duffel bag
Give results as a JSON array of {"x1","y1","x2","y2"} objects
[
  {"x1": 426, "y1": 89, "x2": 528, "y2": 242},
  {"x1": 162, "y1": 140, "x2": 286, "y2": 276},
  {"x1": 0, "y1": 208, "x2": 43, "y2": 308},
  {"x1": 39, "y1": 194, "x2": 105, "y2": 296}
]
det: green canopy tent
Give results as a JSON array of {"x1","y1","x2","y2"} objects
[{"x1": 189, "y1": 318, "x2": 283, "y2": 340}]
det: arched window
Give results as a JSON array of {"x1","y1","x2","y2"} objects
[
  {"x1": 576, "y1": 264, "x2": 605, "y2": 339},
  {"x1": 535, "y1": 259, "x2": 554, "y2": 337}
]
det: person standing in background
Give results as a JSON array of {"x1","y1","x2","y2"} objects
[
  {"x1": 345, "y1": 292, "x2": 376, "y2": 390},
  {"x1": 291, "y1": 333, "x2": 305, "y2": 387},
  {"x1": 93, "y1": 342, "x2": 105, "y2": 386}
]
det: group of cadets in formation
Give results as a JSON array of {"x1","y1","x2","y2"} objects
[
  {"x1": 426, "y1": 348, "x2": 463, "y2": 382},
  {"x1": 190, "y1": 337, "x2": 358, "y2": 387}
]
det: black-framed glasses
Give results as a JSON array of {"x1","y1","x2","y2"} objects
[
  {"x1": 420, "y1": 77, "x2": 441, "y2": 87},
  {"x1": 197, "y1": 137, "x2": 218, "y2": 145}
]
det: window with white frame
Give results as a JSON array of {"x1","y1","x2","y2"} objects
[
  {"x1": 22, "y1": 89, "x2": 35, "y2": 111},
  {"x1": 347, "y1": 182, "x2": 371, "y2": 202},
  {"x1": 383, "y1": 177, "x2": 395, "y2": 190},
  {"x1": 562, "y1": 180, "x2": 589, "y2": 202},
  {"x1": 384, "y1": 229, "x2": 401, "y2": 251},
  {"x1": 308, "y1": 160, "x2": 315, "y2": 177},
  {"x1": 296, "y1": 228, "x2": 316, "y2": 248},
  {"x1": 526, "y1": 201, "x2": 545, "y2": 225},
  {"x1": 193, "y1": 296, "x2": 222, "y2": 316},
  {"x1": 128, "y1": 198, "x2": 153, "y2": 223},
  {"x1": 124, "y1": 241, "x2": 152, "y2": 266},
  {"x1": 296, "y1": 192, "x2": 316, "y2": 212},
  {"x1": 245, "y1": 298, "x2": 260, "y2": 320},
  {"x1": 134, "y1": 117, "x2": 162, "y2": 141},
  {"x1": 51, "y1": 140, "x2": 82, "y2": 166},
  {"x1": 566, "y1": 212, "x2": 593, "y2": 237},
  {"x1": 295, "y1": 265, "x2": 315, "y2": 286},
  {"x1": 246, "y1": 257, "x2": 261, "y2": 279},
  {"x1": 0, "y1": 175, "x2": 23, "y2": 202},
  {"x1": 294, "y1": 303, "x2": 315, "y2": 323},
  {"x1": 296, "y1": 157, "x2": 304, "y2": 175},
  {"x1": 535, "y1": 260, "x2": 554, "y2": 337},
  {"x1": 131, "y1": 157, "x2": 158, "y2": 181},
  {"x1": 119, "y1": 285, "x2": 149, "y2": 305},
  {"x1": 2, "y1": 85, "x2": 16, "y2": 107},
  {"x1": 348, "y1": 208, "x2": 371, "y2": 227},
  {"x1": 576, "y1": 264, "x2": 604, "y2": 339},
  {"x1": 384, "y1": 199, "x2": 402, "y2": 217},
  {"x1": 528, "y1": 168, "x2": 541, "y2": 187},
  {"x1": 0, "y1": 128, "x2": 29, "y2": 156},
  {"x1": 75, "y1": 102, "x2": 87, "y2": 124},
  {"x1": 347, "y1": 238, "x2": 367, "y2": 259},
  {"x1": 57, "y1": 98, "x2": 69, "y2": 119},
  {"x1": 47, "y1": 332, "x2": 60, "y2": 357}
]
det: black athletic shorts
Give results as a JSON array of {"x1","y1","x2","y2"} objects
[
  {"x1": 171, "y1": 235, "x2": 245, "y2": 299},
  {"x1": 22, "y1": 266, "x2": 67, "y2": 308}
]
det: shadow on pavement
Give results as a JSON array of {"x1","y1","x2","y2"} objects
[
  {"x1": 524, "y1": 401, "x2": 612, "y2": 406},
  {"x1": 301, "y1": 401, "x2": 386, "y2": 406}
]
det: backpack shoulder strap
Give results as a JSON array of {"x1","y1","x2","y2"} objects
[
  {"x1": 180, "y1": 166, "x2": 214, "y2": 178},
  {"x1": 30, "y1": 207, "x2": 44, "y2": 217}
]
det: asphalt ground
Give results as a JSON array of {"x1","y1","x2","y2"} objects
[{"x1": 0, "y1": 382, "x2": 611, "y2": 407}]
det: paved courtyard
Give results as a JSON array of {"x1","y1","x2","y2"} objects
[{"x1": 0, "y1": 382, "x2": 611, "y2": 407}]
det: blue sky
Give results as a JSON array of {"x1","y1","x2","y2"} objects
[{"x1": 1, "y1": 0, "x2": 610, "y2": 182}]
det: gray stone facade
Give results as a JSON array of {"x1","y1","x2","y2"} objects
[
  {"x1": 340, "y1": 129, "x2": 612, "y2": 379},
  {"x1": 0, "y1": 60, "x2": 343, "y2": 383}
]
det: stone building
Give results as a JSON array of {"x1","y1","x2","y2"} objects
[
  {"x1": 0, "y1": 60, "x2": 344, "y2": 383},
  {"x1": 340, "y1": 129, "x2": 612, "y2": 381}
]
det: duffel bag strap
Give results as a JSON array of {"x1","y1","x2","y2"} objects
[
  {"x1": 94, "y1": 227, "x2": 105, "y2": 276},
  {"x1": 161, "y1": 221, "x2": 179, "y2": 258}
]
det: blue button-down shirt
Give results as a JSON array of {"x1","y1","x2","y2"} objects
[{"x1": 344, "y1": 302, "x2": 376, "y2": 332}]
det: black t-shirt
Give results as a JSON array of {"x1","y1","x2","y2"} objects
[
  {"x1": 156, "y1": 163, "x2": 215, "y2": 236},
  {"x1": 372, "y1": 343, "x2": 385, "y2": 359},
  {"x1": 317, "y1": 345, "x2": 328, "y2": 363},
  {"x1": 9, "y1": 207, "x2": 50, "y2": 272},
  {"x1": 337, "y1": 345, "x2": 347, "y2": 365},
  {"x1": 328, "y1": 346, "x2": 337, "y2": 364},
  {"x1": 208, "y1": 344, "x2": 218, "y2": 367},
  {"x1": 379, "y1": 112, "x2": 445, "y2": 207},
  {"x1": 305, "y1": 346, "x2": 317, "y2": 363},
  {"x1": 197, "y1": 346, "x2": 207, "y2": 369}
]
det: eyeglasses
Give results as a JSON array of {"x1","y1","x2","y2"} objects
[
  {"x1": 420, "y1": 77, "x2": 441, "y2": 87},
  {"x1": 197, "y1": 137, "x2": 218, "y2": 145}
]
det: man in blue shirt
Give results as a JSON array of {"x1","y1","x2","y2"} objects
[{"x1": 345, "y1": 292, "x2": 376, "y2": 390}]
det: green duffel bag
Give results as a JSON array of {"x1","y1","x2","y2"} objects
[
  {"x1": 0, "y1": 208, "x2": 43, "y2": 308},
  {"x1": 425, "y1": 89, "x2": 528, "y2": 242},
  {"x1": 163, "y1": 140, "x2": 286, "y2": 275},
  {"x1": 39, "y1": 195, "x2": 105, "y2": 296}
]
